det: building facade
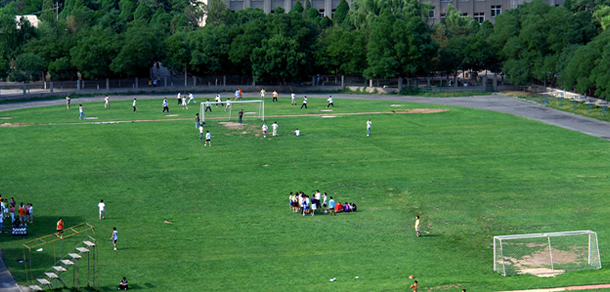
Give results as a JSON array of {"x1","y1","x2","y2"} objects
[{"x1": 218, "y1": 0, "x2": 563, "y2": 24}]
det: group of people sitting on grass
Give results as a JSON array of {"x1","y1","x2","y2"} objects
[{"x1": 289, "y1": 190, "x2": 357, "y2": 216}]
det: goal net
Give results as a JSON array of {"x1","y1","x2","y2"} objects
[
  {"x1": 200, "y1": 99, "x2": 264, "y2": 123},
  {"x1": 493, "y1": 230, "x2": 601, "y2": 276}
]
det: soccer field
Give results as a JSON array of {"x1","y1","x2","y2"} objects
[{"x1": 1, "y1": 96, "x2": 609, "y2": 291}]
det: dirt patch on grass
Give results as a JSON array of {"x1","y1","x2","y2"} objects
[
  {"x1": 0, "y1": 122, "x2": 30, "y2": 127},
  {"x1": 221, "y1": 122, "x2": 244, "y2": 129},
  {"x1": 393, "y1": 108, "x2": 450, "y2": 114},
  {"x1": 0, "y1": 117, "x2": 12, "y2": 119},
  {"x1": 499, "y1": 246, "x2": 580, "y2": 277}
]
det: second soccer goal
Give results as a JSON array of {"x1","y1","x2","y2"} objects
[{"x1": 200, "y1": 99, "x2": 264, "y2": 123}]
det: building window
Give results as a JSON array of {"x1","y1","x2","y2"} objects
[
  {"x1": 491, "y1": 5, "x2": 501, "y2": 17},
  {"x1": 441, "y1": 0, "x2": 451, "y2": 2},
  {"x1": 462, "y1": 12, "x2": 468, "y2": 16},
  {"x1": 429, "y1": 10, "x2": 435, "y2": 18},
  {"x1": 474, "y1": 12, "x2": 485, "y2": 23},
  {"x1": 319, "y1": 8, "x2": 325, "y2": 18},
  {"x1": 440, "y1": 12, "x2": 446, "y2": 18}
]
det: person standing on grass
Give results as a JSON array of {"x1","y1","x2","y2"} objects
[
  {"x1": 225, "y1": 98, "x2": 231, "y2": 112},
  {"x1": 215, "y1": 93, "x2": 223, "y2": 107},
  {"x1": 260, "y1": 88, "x2": 266, "y2": 99},
  {"x1": 104, "y1": 95, "x2": 111, "y2": 108},
  {"x1": 205, "y1": 99, "x2": 212, "y2": 112},
  {"x1": 9, "y1": 205, "x2": 14, "y2": 223},
  {"x1": 25, "y1": 203, "x2": 31, "y2": 223},
  {"x1": 415, "y1": 216, "x2": 421, "y2": 237},
  {"x1": 367, "y1": 119, "x2": 372, "y2": 136},
  {"x1": 132, "y1": 98, "x2": 137, "y2": 112},
  {"x1": 98, "y1": 200, "x2": 105, "y2": 220},
  {"x1": 327, "y1": 96, "x2": 334, "y2": 107},
  {"x1": 188, "y1": 92, "x2": 196, "y2": 104},
  {"x1": 110, "y1": 227, "x2": 118, "y2": 250},
  {"x1": 182, "y1": 95, "x2": 188, "y2": 110},
  {"x1": 205, "y1": 131, "x2": 211, "y2": 146},
  {"x1": 272, "y1": 91, "x2": 278, "y2": 102},
  {"x1": 66, "y1": 95, "x2": 71, "y2": 109},
  {"x1": 199, "y1": 124, "x2": 204, "y2": 140},
  {"x1": 79, "y1": 104, "x2": 86, "y2": 119},
  {"x1": 262, "y1": 122, "x2": 268, "y2": 138},
  {"x1": 195, "y1": 113, "x2": 201, "y2": 128},
  {"x1": 238, "y1": 109, "x2": 243, "y2": 124},
  {"x1": 177, "y1": 92, "x2": 182, "y2": 105},
  {"x1": 162, "y1": 98, "x2": 169, "y2": 113},
  {"x1": 238, "y1": 88, "x2": 242, "y2": 100},
  {"x1": 272, "y1": 122, "x2": 278, "y2": 136},
  {"x1": 322, "y1": 193, "x2": 328, "y2": 214},
  {"x1": 300, "y1": 96, "x2": 308, "y2": 109},
  {"x1": 18, "y1": 203, "x2": 25, "y2": 225},
  {"x1": 0, "y1": 211, "x2": 3, "y2": 233},
  {"x1": 28, "y1": 203, "x2": 33, "y2": 223},
  {"x1": 56, "y1": 218, "x2": 64, "y2": 238},
  {"x1": 235, "y1": 89, "x2": 240, "y2": 100},
  {"x1": 291, "y1": 92, "x2": 296, "y2": 105},
  {"x1": 328, "y1": 197, "x2": 335, "y2": 216}
]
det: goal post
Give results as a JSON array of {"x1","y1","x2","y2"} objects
[
  {"x1": 200, "y1": 99, "x2": 264, "y2": 123},
  {"x1": 493, "y1": 230, "x2": 601, "y2": 276}
]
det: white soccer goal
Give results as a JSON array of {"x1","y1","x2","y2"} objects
[
  {"x1": 200, "y1": 99, "x2": 264, "y2": 122},
  {"x1": 493, "y1": 230, "x2": 601, "y2": 276}
]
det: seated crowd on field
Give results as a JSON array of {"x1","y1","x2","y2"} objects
[{"x1": 289, "y1": 190, "x2": 357, "y2": 216}]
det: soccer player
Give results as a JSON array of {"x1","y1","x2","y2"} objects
[
  {"x1": 215, "y1": 93, "x2": 223, "y2": 107},
  {"x1": 182, "y1": 95, "x2": 188, "y2": 110},
  {"x1": 224, "y1": 98, "x2": 231, "y2": 112},
  {"x1": 328, "y1": 197, "x2": 335, "y2": 216},
  {"x1": 238, "y1": 88, "x2": 242, "y2": 100},
  {"x1": 272, "y1": 122, "x2": 278, "y2": 136},
  {"x1": 238, "y1": 109, "x2": 243, "y2": 124},
  {"x1": 327, "y1": 96, "x2": 334, "y2": 107},
  {"x1": 177, "y1": 92, "x2": 182, "y2": 105},
  {"x1": 66, "y1": 95, "x2": 71, "y2": 109},
  {"x1": 78, "y1": 104, "x2": 86, "y2": 119},
  {"x1": 272, "y1": 91, "x2": 278, "y2": 102},
  {"x1": 199, "y1": 125, "x2": 204, "y2": 140},
  {"x1": 98, "y1": 199, "x2": 105, "y2": 220},
  {"x1": 205, "y1": 99, "x2": 212, "y2": 112},
  {"x1": 409, "y1": 280, "x2": 418, "y2": 292},
  {"x1": 188, "y1": 92, "x2": 196, "y2": 104},
  {"x1": 367, "y1": 119, "x2": 372, "y2": 136},
  {"x1": 294, "y1": 128, "x2": 300, "y2": 136},
  {"x1": 322, "y1": 193, "x2": 328, "y2": 213},
  {"x1": 162, "y1": 98, "x2": 169, "y2": 113},
  {"x1": 262, "y1": 122, "x2": 268, "y2": 138},
  {"x1": 104, "y1": 95, "x2": 111, "y2": 108},
  {"x1": 110, "y1": 227, "x2": 118, "y2": 250},
  {"x1": 27, "y1": 203, "x2": 33, "y2": 223},
  {"x1": 415, "y1": 216, "x2": 421, "y2": 237},
  {"x1": 205, "y1": 131, "x2": 211, "y2": 146},
  {"x1": 132, "y1": 98, "x2": 137, "y2": 112},
  {"x1": 235, "y1": 89, "x2": 240, "y2": 100},
  {"x1": 56, "y1": 217, "x2": 64, "y2": 238},
  {"x1": 260, "y1": 88, "x2": 266, "y2": 99},
  {"x1": 195, "y1": 113, "x2": 201, "y2": 128},
  {"x1": 300, "y1": 96, "x2": 308, "y2": 109},
  {"x1": 314, "y1": 190, "x2": 321, "y2": 209},
  {"x1": 291, "y1": 92, "x2": 296, "y2": 105}
]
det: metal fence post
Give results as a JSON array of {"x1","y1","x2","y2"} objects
[
  {"x1": 106, "y1": 78, "x2": 109, "y2": 90},
  {"x1": 50, "y1": 81, "x2": 53, "y2": 94},
  {"x1": 135, "y1": 77, "x2": 138, "y2": 89}
]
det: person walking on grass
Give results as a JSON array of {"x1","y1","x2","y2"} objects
[
  {"x1": 177, "y1": 92, "x2": 182, "y2": 105},
  {"x1": 415, "y1": 216, "x2": 421, "y2": 237},
  {"x1": 367, "y1": 119, "x2": 372, "y2": 136},
  {"x1": 162, "y1": 98, "x2": 169, "y2": 113},
  {"x1": 66, "y1": 95, "x2": 71, "y2": 109},
  {"x1": 79, "y1": 104, "x2": 86, "y2": 119},
  {"x1": 291, "y1": 92, "x2": 296, "y2": 105},
  {"x1": 132, "y1": 98, "x2": 137, "y2": 112},
  {"x1": 195, "y1": 113, "x2": 201, "y2": 128},
  {"x1": 215, "y1": 93, "x2": 223, "y2": 107},
  {"x1": 328, "y1": 197, "x2": 335, "y2": 216},
  {"x1": 225, "y1": 98, "x2": 231, "y2": 112},
  {"x1": 110, "y1": 227, "x2": 118, "y2": 250},
  {"x1": 205, "y1": 99, "x2": 212, "y2": 112},
  {"x1": 182, "y1": 95, "x2": 188, "y2": 110},
  {"x1": 272, "y1": 122, "x2": 278, "y2": 136},
  {"x1": 238, "y1": 109, "x2": 243, "y2": 124},
  {"x1": 300, "y1": 96, "x2": 308, "y2": 109},
  {"x1": 409, "y1": 281, "x2": 418, "y2": 292},
  {"x1": 199, "y1": 125, "x2": 204, "y2": 140},
  {"x1": 327, "y1": 96, "x2": 334, "y2": 107},
  {"x1": 188, "y1": 92, "x2": 197, "y2": 104},
  {"x1": 98, "y1": 199, "x2": 105, "y2": 220},
  {"x1": 104, "y1": 95, "x2": 111, "y2": 108},
  {"x1": 262, "y1": 122, "x2": 268, "y2": 138},
  {"x1": 204, "y1": 131, "x2": 211, "y2": 146},
  {"x1": 56, "y1": 217, "x2": 64, "y2": 239}
]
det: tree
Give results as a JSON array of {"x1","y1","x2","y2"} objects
[
  {"x1": 333, "y1": 0, "x2": 349, "y2": 26},
  {"x1": 70, "y1": 28, "x2": 119, "y2": 78},
  {"x1": 188, "y1": 24, "x2": 233, "y2": 74},
  {"x1": 134, "y1": 2, "x2": 154, "y2": 22},
  {"x1": 203, "y1": 0, "x2": 232, "y2": 27},
  {"x1": 9, "y1": 53, "x2": 42, "y2": 82},
  {"x1": 251, "y1": 34, "x2": 307, "y2": 81},
  {"x1": 315, "y1": 27, "x2": 366, "y2": 75},
  {"x1": 290, "y1": 0, "x2": 304, "y2": 15}
]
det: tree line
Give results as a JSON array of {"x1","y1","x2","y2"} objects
[{"x1": 1, "y1": 0, "x2": 610, "y2": 97}]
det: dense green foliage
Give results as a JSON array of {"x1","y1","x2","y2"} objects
[
  {"x1": 3, "y1": 0, "x2": 610, "y2": 97},
  {"x1": 2, "y1": 97, "x2": 610, "y2": 291}
]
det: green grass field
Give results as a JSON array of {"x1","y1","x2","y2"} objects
[{"x1": 1, "y1": 96, "x2": 609, "y2": 292}]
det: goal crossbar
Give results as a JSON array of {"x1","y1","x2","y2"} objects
[{"x1": 494, "y1": 230, "x2": 597, "y2": 240}]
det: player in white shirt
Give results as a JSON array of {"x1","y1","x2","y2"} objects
[
  {"x1": 224, "y1": 98, "x2": 231, "y2": 111},
  {"x1": 177, "y1": 92, "x2": 182, "y2": 105},
  {"x1": 104, "y1": 95, "x2": 110, "y2": 108},
  {"x1": 98, "y1": 200, "x2": 106, "y2": 220},
  {"x1": 204, "y1": 131, "x2": 211, "y2": 146},
  {"x1": 300, "y1": 96, "x2": 307, "y2": 109},
  {"x1": 215, "y1": 93, "x2": 223, "y2": 107},
  {"x1": 132, "y1": 98, "x2": 137, "y2": 112},
  {"x1": 327, "y1": 96, "x2": 334, "y2": 108},
  {"x1": 294, "y1": 128, "x2": 300, "y2": 136},
  {"x1": 188, "y1": 92, "x2": 197, "y2": 104},
  {"x1": 182, "y1": 96, "x2": 188, "y2": 109},
  {"x1": 271, "y1": 122, "x2": 278, "y2": 136},
  {"x1": 291, "y1": 92, "x2": 296, "y2": 105},
  {"x1": 262, "y1": 122, "x2": 268, "y2": 138},
  {"x1": 367, "y1": 119, "x2": 372, "y2": 136}
]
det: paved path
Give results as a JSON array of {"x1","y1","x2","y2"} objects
[{"x1": 2, "y1": 92, "x2": 610, "y2": 140}]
